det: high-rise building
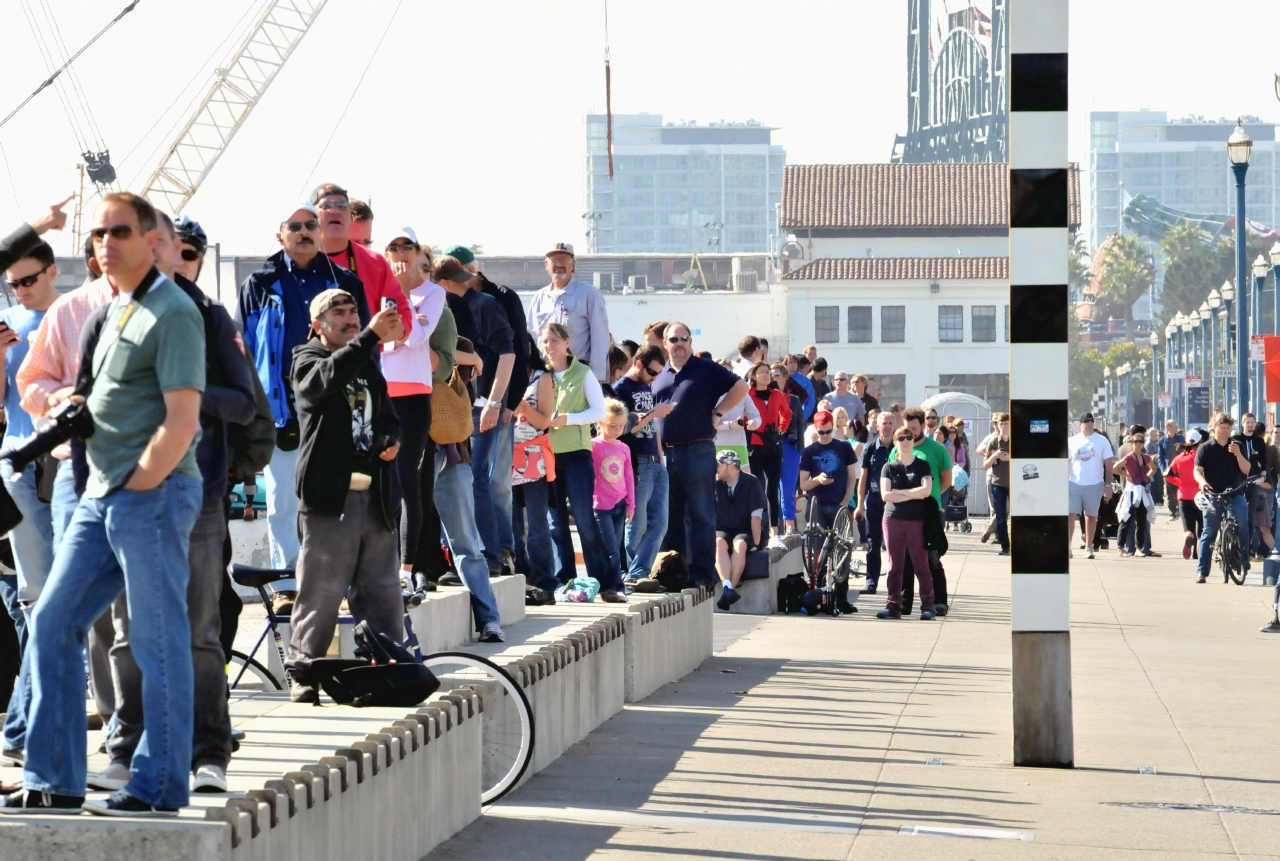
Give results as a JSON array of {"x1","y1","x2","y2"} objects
[
  {"x1": 583, "y1": 113, "x2": 785, "y2": 254},
  {"x1": 1089, "y1": 110, "x2": 1280, "y2": 250}
]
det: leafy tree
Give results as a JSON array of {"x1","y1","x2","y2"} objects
[
  {"x1": 1068, "y1": 230, "x2": 1090, "y2": 295},
  {"x1": 1096, "y1": 234, "x2": 1155, "y2": 316},
  {"x1": 1068, "y1": 332, "x2": 1154, "y2": 418},
  {"x1": 1158, "y1": 223, "x2": 1273, "y2": 328}
]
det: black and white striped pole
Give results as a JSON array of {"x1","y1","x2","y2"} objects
[{"x1": 1007, "y1": 0, "x2": 1073, "y2": 768}]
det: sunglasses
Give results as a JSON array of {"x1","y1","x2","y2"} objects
[
  {"x1": 925, "y1": 415, "x2": 939, "y2": 422},
  {"x1": 180, "y1": 248, "x2": 202, "y2": 262},
  {"x1": 316, "y1": 200, "x2": 348, "y2": 211},
  {"x1": 90, "y1": 224, "x2": 140, "y2": 242},
  {"x1": 386, "y1": 242, "x2": 418, "y2": 252},
  {"x1": 6, "y1": 265, "x2": 50, "y2": 289},
  {"x1": 667, "y1": 335, "x2": 691, "y2": 344},
  {"x1": 284, "y1": 219, "x2": 320, "y2": 233},
  {"x1": 644, "y1": 365, "x2": 664, "y2": 377},
  {"x1": 1081, "y1": 418, "x2": 1095, "y2": 423},
  {"x1": 816, "y1": 428, "x2": 834, "y2": 436}
]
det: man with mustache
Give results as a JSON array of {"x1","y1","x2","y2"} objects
[
  {"x1": 284, "y1": 290, "x2": 403, "y2": 703},
  {"x1": 313, "y1": 184, "x2": 409, "y2": 337},
  {"x1": 526, "y1": 242, "x2": 610, "y2": 383},
  {"x1": 237, "y1": 203, "x2": 369, "y2": 615}
]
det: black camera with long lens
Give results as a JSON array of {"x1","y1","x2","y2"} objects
[{"x1": 2, "y1": 397, "x2": 95, "y2": 474}]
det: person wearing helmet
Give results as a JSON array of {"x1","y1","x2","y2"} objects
[{"x1": 174, "y1": 216, "x2": 208, "y2": 283}]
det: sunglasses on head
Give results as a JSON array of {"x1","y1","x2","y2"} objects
[
  {"x1": 90, "y1": 224, "x2": 140, "y2": 242},
  {"x1": 667, "y1": 335, "x2": 691, "y2": 344},
  {"x1": 316, "y1": 199, "x2": 348, "y2": 211},
  {"x1": 386, "y1": 241, "x2": 418, "y2": 253},
  {"x1": 284, "y1": 219, "x2": 320, "y2": 233},
  {"x1": 6, "y1": 265, "x2": 49, "y2": 289},
  {"x1": 180, "y1": 248, "x2": 201, "y2": 262}
]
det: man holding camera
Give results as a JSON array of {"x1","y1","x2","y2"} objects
[
  {"x1": 5, "y1": 193, "x2": 206, "y2": 816},
  {"x1": 284, "y1": 289, "x2": 404, "y2": 704},
  {"x1": 238, "y1": 203, "x2": 369, "y2": 614}
]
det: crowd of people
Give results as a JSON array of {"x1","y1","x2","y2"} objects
[{"x1": 0, "y1": 184, "x2": 1009, "y2": 818}]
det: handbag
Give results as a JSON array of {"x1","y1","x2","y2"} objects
[
  {"x1": 752, "y1": 426, "x2": 783, "y2": 457},
  {"x1": 430, "y1": 366, "x2": 475, "y2": 445}
]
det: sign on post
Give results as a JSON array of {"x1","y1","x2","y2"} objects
[
  {"x1": 1158, "y1": 391, "x2": 1173, "y2": 408},
  {"x1": 1185, "y1": 375, "x2": 1203, "y2": 387},
  {"x1": 1253, "y1": 335, "x2": 1268, "y2": 362},
  {"x1": 1213, "y1": 367, "x2": 1236, "y2": 378},
  {"x1": 1187, "y1": 386, "x2": 1211, "y2": 424},
  {"x1": 1167, "y1": 367, "x2": 1186, "y2": 381}
]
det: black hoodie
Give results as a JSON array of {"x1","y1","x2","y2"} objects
[{"x1": 292, "y1": 326, "x2": 400, "y2": 529}]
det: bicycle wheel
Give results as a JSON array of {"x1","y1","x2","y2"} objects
[
  {"x1": 1219, "y1": 521, "x2": 1247, "y2": 585},
  {"x1": 801, "y1": 524, "x2": 824, "y2": 582},
  {"x1": 827, "y1": 507, "x2": 857, "y2": 585},
  {"x1": 228, "y1": 650, "x2": 282, "y2": 691},
  {"x1": 422, "y1": 652, "x2": 534, "y2": 804}
]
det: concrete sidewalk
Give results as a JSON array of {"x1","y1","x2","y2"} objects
[{"x1": 431, "y1": 514, "x2": 1280, "y2": 860}]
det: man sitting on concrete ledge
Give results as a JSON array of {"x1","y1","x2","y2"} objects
[{"x1": 714, "y1": 449, "x2": 767, "y2": 610}]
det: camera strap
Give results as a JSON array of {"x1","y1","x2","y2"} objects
[{"x1": 86, "y1": 267, "x2": 163, "y2": 390}]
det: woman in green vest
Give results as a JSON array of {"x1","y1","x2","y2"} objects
[{"x1": 522, "y1": 323, "x2": 622, "y2": 601}]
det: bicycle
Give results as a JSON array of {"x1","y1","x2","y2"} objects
[
  {"x1": 227, "y1": 564, "x2": 534, "y2": 804},
  {"x1": 799, "y1": 503, "x2": 860, "y2": 612},
  {"x1": 1198, "y1": 478, "x2": 1256, "y2": 585}
]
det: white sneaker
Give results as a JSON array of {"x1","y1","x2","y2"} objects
[
  {"x1": 480, "y1": 622, "x2": 505, "y2": 643},
  {"x1": 192, "y1": 763, "x2": 227, "y2": 793},
  {"x1": 86, "y1": 761, "x2": 131, "y2": 791},
  {"x1": 1085, "y1": 548, "x2": 1095, "y2": 559}
]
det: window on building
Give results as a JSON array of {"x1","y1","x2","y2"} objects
[
  {"x1": 938, "y1": 306, "x2": 964, "y2": 342},
  {"x1": 881, "y1": 306, "x2": 905, "y2": 343},
  {"x1": 815, "y1": 306, "x2": 839, "y2": 343},
  {"x1": 972, "y1": 305, "x2": 997, "y2": 342},
  {"x1": 847, "y1": 306, "x2": 872, "y2": 343}
]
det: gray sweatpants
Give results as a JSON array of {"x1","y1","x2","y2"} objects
[
  {"x1": 108, "y1": 498, "x2": 231, "y2": 769},
  {"x1": 285, "y1": 489, "x2": 402, "y2": 683}
]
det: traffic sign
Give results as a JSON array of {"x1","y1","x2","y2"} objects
[
  {"x1": 1158, "y1": 391, "x2": 1173, "y2": 408},
  {"x1": 1167, "y1": 367, "x2": 1186, "y2": 381},
  {"x1": 1253, "y1": 334, "x2": 1268, "y2": 362},
  {"x1": 1213, "y1": 368, "x2": 1236, "y2": 378},
  {"x1": 1185, "y1": 375, "x2": 1202, "y2": 387}
]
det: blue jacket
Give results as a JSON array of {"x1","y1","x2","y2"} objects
[
  {"x1": 795, "y1": 373, "x2": 816, "y2": 421},
  {"x1": 236, "y1": 250, "x2": 369, "y2": 426},
  {"x1": 1157, "y1": 433, "x2": 1183, "y2": 471}
]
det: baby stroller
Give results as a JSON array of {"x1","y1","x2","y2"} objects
[{"x1": 945, "y1": 466, "x2": 972, "y2": 532}]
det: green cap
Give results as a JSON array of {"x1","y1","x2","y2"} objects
[{"x1": 443, "y1": 245, "x2": 475, "y2": 266}]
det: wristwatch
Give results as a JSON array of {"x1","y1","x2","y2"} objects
[
  {"x1": 486, "y1": 398, "x2": 501, "y2": 409},
  {"x1": 713, "y1": 410, "x2": 724, "y2": 418}
]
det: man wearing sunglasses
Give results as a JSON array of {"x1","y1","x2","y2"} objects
[
  {"x1": 614, "y1": 344, "x2": 676, "y2": 587},
  {"x1": 6, "y1": 192, "x2": 207, "y2": 816},
  {"x1": 237, "y1": 202, "x2": 370, "y2": 614},
  {"x1": 651, "y1": 322, "x2": 749, "y2": 587},
  {"x1": 174, "y1": 216, "x2": 207, "y2": 284},
  {"x1": 313, "y1": 184, "x2": 410, "y2": 338}
]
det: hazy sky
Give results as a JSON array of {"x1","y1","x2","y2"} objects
[{"x1": 1, "y1": 0, "x2": 1279, "y2": 257}]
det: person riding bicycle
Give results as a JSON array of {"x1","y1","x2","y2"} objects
[
  {"x1": 1193, "y1": 412, "x2": 1252, "y2": 584},
  {"x1": 799, "y1": 410, "x2": 858, "y2": 614}
]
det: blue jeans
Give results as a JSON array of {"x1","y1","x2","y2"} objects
[
  {"x1": 520, "y1": 480, "x2": 559, "y2": 593},
  {"x1": 470, "y1": 410, "x2": 515, "y2": 568},
  {"x1": 1, "y1": 459, "x2": 54, "y2": 753},
  {"x1": 433, "y1": 449, "x2": 500, "y2": 628},
  {"x1": 625, "y1": 459, "x2": 669, "y2": 580},
  {"x1": 594, "y1": 500, "x2": 628, "y2": 588},
  {"x1": 50, "y1": 459, "x2": 77, "y2": 548},
  {"x1": 24, "y1": 473, "x2": 202, "y2": 807},
  {"x1": 263, "y1": 445, "x2": 299, "y2": 590},
  {"x1": 661, "y1": 440, "x2": 719, "y2": 587},
  {"x1": 864, "y1": 496, "x2": 885, "y2": 587},
  {"x1": 990, "y1": 483, "x2": 1010, "y2": 553},
  {"x1": 780, "y1": 441, "x2": 801, "y2": 521},
  {"x1": 549, "y1": 448, "x2": 618, "y2": 591},
  {"x1": 1198, "y1": 492, "x2": 1250, "y2": 580}
]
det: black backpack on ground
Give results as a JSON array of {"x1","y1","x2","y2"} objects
[{"x1": 777, "y1": 573, "x2": 807, "y2": 614}]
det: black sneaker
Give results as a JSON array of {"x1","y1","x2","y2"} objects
[
  {"x1": 0, "y1": 748, "x2": 22, "y2": 766},
  {"x1": 83, "y1": 790, "x2": 178, "y2": 818},
  {"x1": 525, "y1": 586, "x2": 556, "y2": 606},
  {"x1": 716, "y1": 589, "x2": 738, "y2": 611},
  {"x1": 859, "y1": 585, "x2": 877, "y2": 595},
  {"x1": 290, "y1": 684, "x2": 319, "y2": 704},
  {"x1": 0, "y1": 789, "x2": 84, "y2": 815},
  {"x1": 836, "y1": 600, "x2": 857, "y2": 614},
  {"x1": 438, "y1": 572, "x2": 463, "y2": 587}
]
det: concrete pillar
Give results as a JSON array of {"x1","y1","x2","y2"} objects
[{"x1": 1007, "y1": 0, "x2": 1073, "y2": 768}]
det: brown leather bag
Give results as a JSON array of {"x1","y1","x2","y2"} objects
[{"x1": 430, "y1": 366, "x2": 474, "y2": 445}]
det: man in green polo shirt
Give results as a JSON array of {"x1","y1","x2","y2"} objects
[{"x1": 889, "y1": 406, "x2": 953, "y2": 615}]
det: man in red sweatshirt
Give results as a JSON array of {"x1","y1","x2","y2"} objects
[{"x1": 312, "y1": 182, "x2": 411, "y2": 336}]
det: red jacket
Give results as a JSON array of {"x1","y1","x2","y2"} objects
[
  {"x1": 747, "y1": 386, "x2": 792, "y2": 447},
  {"x1": 327, "y1": 241, "x2": 412, "y2": 334},
  {"x1": 1164, "y1": 449, "x2": 1200, "y2": 501}
]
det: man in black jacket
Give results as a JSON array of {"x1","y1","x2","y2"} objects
[{"x1": 285, "y1": 289, "x2": 403, "y2": 703}]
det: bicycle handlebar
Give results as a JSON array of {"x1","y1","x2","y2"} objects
[{"x1": 1201, "y1": 476, "x2": 1259, "y2": 501}]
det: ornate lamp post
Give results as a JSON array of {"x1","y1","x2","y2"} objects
[
  {"x1": 1181, "y1": 313, "x2": 1196, "y2": 422},
  {"x1": 1222, "y1": 279, "x2": 1237, "y2": 413},
  {"x1": 1165, "y1": 321, "x2": 1178, "y2": 426},
  {"x1": 1270, "y1": 241, "x2": 1280, "y2": 336},
  {"x1": 1151, "y1": 329, "x2": 1163, "y2": 426},
  {"x1": 1228, "y1": 121, "x2": 1253, "y2": 416},
  {"x1": 1218, "y1": 307, "x2": 1230, "y2": 411},
  {"x1": 1254, "y1": 254, "x2": 1270, "y2": 414},
  {"x1": 1103, "y1": 365, "x2": 1113, "y2": 423},
  {"x1": 1208, "y1": 287, "x2": 1223, "y2": 407}
]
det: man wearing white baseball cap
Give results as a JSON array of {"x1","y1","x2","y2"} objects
[{"x1": 526, "y1": 242, "x2": 611, "y2": 383}]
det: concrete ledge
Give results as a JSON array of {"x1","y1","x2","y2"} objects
[{"x1": 715, "y1": 534, "x2": 805, "y2": 615}]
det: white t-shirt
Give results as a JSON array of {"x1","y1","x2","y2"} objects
[{"x1": 1068, "y1": 432, "x2": 1114, "y2": 485}]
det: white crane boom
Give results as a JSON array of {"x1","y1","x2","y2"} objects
[{"x1": 140, "y1": 0, "x2": 328, "y2": 213}]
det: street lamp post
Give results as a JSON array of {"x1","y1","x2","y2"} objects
[
  {"x1": 1208, "y1": 287, "x2": 1223, "y2": 407},
  {"x1": 1165, "y1": 322, "x2": 1178, "y2": 425},
  {"x1": 1254, "y1": 254, "x2": 1270, "y2": 417},
  {"x1": 1122, "y1": 363, "x2": 1133, "y2": 425},
  {"x1": 1228, "y1": 121, "x2": 1253, "y2": 416},
  {"x1": 1103, "y1": 365, "x2": 1113, "y2": 424},
  {"x1": 1149, "y1": 330, "x2": 1160, "y2": 427},
  {"x1": 1222, "y1": 279, "x2": 1237, "y2": 414},
  {"x1": 1181, "y1": 313, "x2": 1195, "y2": 423},
  {"x1": 1271, "y1": 241, "x2": 1280, "y2": 336}
]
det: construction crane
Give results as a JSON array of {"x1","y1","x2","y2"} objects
[{"x1": 140, "y1": 0, "x2": 328, "y2": 214}]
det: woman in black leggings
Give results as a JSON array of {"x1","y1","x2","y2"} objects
[{"x1": 746, "y1": 361, "x2": 792, "y2": 528}]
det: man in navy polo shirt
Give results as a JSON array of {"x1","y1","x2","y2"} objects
[{"x1": 651, "y1": 322, "x2": 749, "y2": 586}]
